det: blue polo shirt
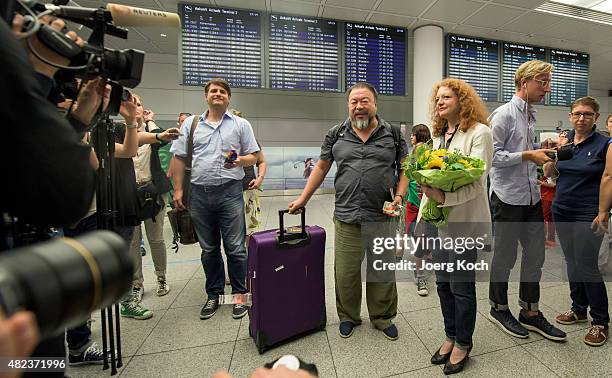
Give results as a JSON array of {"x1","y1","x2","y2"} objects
[{"x1": 553, "y1": 128, "x2": 610, "y2": 215}]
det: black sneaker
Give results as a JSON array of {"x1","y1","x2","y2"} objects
[
  {"x1": 488, "y1": 308, "x2": 529, "y2": 339},
  {"x1": 232, "y1": 304, "x2": 248, "y2": 319},
  {"x1": 339, "y1": 321, "x2": 355, "y2": 338},
  {"x1": 200, "y1": 299, "x2": 219, "y2": 320},
  {"x1": 68, "y1": 342, "x2": 109, "y2": 366},
  {"x1": 519, "y1": 311, "x2": 567, "y2": 341}
]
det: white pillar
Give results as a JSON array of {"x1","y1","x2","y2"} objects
[{"x1": 412, "y1": 25, "x2": 444, "y2": 127}]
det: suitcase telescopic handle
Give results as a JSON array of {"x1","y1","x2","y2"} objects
[{"x1": 278, "y1": 208, "x2": 307, "y2": 244}]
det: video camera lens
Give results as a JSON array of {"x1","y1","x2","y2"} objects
[
  {"x1": 0, "y1": 231, "x2": 133, "y2": 339},
  {"x1": 102, "y1": 48, "x2": 145, "y2": 89}
]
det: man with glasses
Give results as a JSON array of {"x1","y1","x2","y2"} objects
[{"x1": 487, "y1": 60, "x2": 567, "y2": 341}]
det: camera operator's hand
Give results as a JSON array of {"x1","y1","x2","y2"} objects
[
  {"x1": 158, "y1": 127, "x2": 181, "y2": 142},
  {"x1": 522, "y1": 149, "x2": 554, "y2": 165},
  {"x1": 0, "y1": 311, "x2": 39, "y2": 376},
  {"x1": 120, "y1": 93, "x2": 139, "y2": 126},
  {"x1": 12, "y1": 14, "x2": 85, "y2": 78},
  {"x1": 540, "y1": 138, "x2": 558, "y2": 149},
  {"x1": 144, "y1": 109, "x2": 155, "y2": 122},
  {"x1": 72, "y1": 78, "x2": 110, "y2": 125}
]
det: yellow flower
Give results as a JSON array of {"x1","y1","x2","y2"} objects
[
  {"x1": 426, "y1": 156, "x2": 446, "y2": 169},
  {"x1": 432, "y1": 149, "x2": 447, "y2": 157},
  {"x1": 457, "y1": 159, "x2": 473, "y2": 169}
]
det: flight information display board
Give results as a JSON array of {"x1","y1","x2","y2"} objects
[
  {"x1": 180, "y1": 4, "x2": 262, "y2": 87},
  {"x1": 549, "y1": 49, "x2": 589, "y2": 107},
  {"x1": 447, "y1": 34, "x2": 499, "y2": 102},
  {"x1": 344, "y1": 22, "x2": 405, "y2": 95},
  {"x1": 269, "y1": 14, "x2": 339, "y2": 92},
  {"x1": 501, "y1": 42, "x2": 546, "y2": 102}
]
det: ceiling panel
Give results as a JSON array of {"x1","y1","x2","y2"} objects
[
  {"x1": 502, "y1": 11, "x2": 564, "y2": 34},
  {"x1": 449, "y1": 24, "x2": 496, "y2": 38},
  {"x1": 539, "y1": 18, "x2": 612, "y2": 44},
  {"x1": 213, "y1": 0, "x2": 267, "y2": 11},
  {"x1": 422, "y1": 0, "x2": 484, "y2": 23},
  {"x1": 490, "y1": 0, "x2": 547, "y2": 9},
  {"x1": 463, "y1": 4, "x2": 526, "y2": 28},
  {"x1": 155, "y1": 42, "x2": 180, "y2": 54},
  {"x1": 367, "y1": 12, "x2": 416, "y2": 27},
  {"x1": 376, "y1": 0, "x2": 433, "y2": 17},
  {"x1": 141, "y1": 27, "x2": 179, "y2": 43},
  {"x1": 270, "y1": 0, "x2": 319, "y2": 16},
  {"x1": 322, "y1": 6, "x2": 368, "y2": 22},
  {"x1": 325, "y1": 0, "x2": 376, "y2": 10}
]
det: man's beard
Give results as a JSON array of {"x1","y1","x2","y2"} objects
[{"x1": 351, "y1": 116, "x2": 373, "y2": 130}]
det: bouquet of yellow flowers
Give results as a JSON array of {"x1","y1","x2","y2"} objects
[{"x1": 403, "y1": 144, "x2": 486, "y2": 227}]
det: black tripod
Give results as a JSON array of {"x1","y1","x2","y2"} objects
[{"x1": 93, "y1": 113, "x2": 124, "y2": 375}]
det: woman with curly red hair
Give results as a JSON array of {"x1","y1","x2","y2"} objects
[{"x1": 418, "y1": 78, "x2": 493, "y2": 374}]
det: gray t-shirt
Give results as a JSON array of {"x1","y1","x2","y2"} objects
[{"x1": 320, "y1": 117, "x2": 408, "y2": 224}]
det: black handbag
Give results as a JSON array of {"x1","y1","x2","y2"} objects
[
  {"x1": 136, "y1": 181, "x2": 163, "y2": 222},
  {"x1": 167, "y1": 116, "x2": 200, "y2": 251}
]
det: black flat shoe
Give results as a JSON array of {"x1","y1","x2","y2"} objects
[
  {"x1": 431, "y1": 347, "x2": 451, "y2": 365},
  {"x1": 443, "y1": 345, "x2": 472, "y2": 375}
]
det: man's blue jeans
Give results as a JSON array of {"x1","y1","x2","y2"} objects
[{"x1": 190, "y1": 180, "x2": 247, "y2": 299}]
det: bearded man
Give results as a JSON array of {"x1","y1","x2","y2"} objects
[{"x1": 289, "y1": 82, "x2": 409, "y2": 341}]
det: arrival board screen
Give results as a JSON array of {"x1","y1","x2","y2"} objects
[
  {"x1": 549, "y1": 49, "x2": 589, "y2": 107},
  {"x1": 269, "y1": 14, "x2": 339, "y2": 92},
  {"x1": 447, "y1": 34, "x2": 499, "y2": 102},
  {"x1": 344, "y1": 22, "x2": 406, "y2": 95},
  {"x1": 180, "y1": 4, "x2": 262, "y2": 87},
  {"x1": 501, "y1": 43, "x2": 546, "y2": 102}
]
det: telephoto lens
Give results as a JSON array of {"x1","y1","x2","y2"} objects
[{"x1": 0, "y1": 231, "x2": 133, "y2": 339}]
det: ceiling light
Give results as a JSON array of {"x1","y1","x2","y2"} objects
[{"x1": 550, "y1": 0, "x2": 612, "y2": 14}]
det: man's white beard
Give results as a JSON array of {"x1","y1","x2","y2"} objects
[{"x1": 352, "y1": 118, "x2": 369, "y2": 130}]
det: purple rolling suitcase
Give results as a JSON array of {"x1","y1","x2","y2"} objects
[{"x1": 248, "y1": 209, "x2": 326, "y2": 354}]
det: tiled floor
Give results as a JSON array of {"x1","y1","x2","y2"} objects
[{"x1": 66, "y1": 194, "x2": 612, "y2": 377}]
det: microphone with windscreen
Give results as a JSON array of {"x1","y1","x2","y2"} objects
[
  {"x1": 33, "y1": 2, "x2": 181, "y2": 28},
  {"x1": 556, "y1": 145, "x2": 574, "y2": 161},
  {"x1": 106, "y1": 3, "x2": 180, "y2": 28}
]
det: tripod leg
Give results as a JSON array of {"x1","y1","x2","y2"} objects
[
  {"x1": 107, "y1": 306, "x2": 117, "y2": 375},
  {"x1": 114, "y1": 302, "x2": 123, "y2": 367},
  {"x1": 101, "y1": 308, "x2": 109, "y2": 370}
]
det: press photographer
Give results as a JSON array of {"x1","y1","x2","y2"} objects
[{"x1": 0, "y1": 1, "x2": 140, "y2": 373}]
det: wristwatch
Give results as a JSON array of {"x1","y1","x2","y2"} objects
[{"x1": 155, "y1": 133, "x2": 162, "y2": 142}]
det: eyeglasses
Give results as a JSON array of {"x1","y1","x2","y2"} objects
[
  {"x1": 532, "y1": 79, "x2": 551, "y2": 88},
  {"x1": 570, "y1": 112, "x2": 595, "y2": 119}
]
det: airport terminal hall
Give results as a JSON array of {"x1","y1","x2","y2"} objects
[{"x1": 4, "y1": 0, "x2": 612, "y2": 377}]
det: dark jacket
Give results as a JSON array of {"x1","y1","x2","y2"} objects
[{"x1": 0, "y1": 20, "x2": 95, "y2": 227}]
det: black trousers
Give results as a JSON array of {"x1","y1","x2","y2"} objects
[
  {"x1": 553, "y1": 209, "x2": 609, "y2": 328},
  {"x1": 488, "y1": 192, "x2": 545, "y2": 311}
]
